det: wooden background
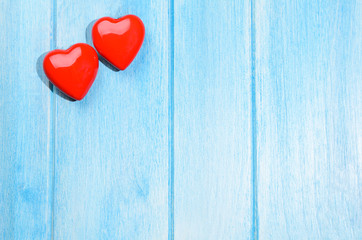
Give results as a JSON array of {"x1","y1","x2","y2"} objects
[{"x1": 0, "y1": 0, "x2": 361, "y2": 239}]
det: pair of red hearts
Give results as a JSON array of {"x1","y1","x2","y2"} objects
[{"x1": 43, "y1": 15, "x2": 145, "y2": 100}]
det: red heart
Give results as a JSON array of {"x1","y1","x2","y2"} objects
[
  {"x1": 92, "y1": 15, "x2": 145, "y2": 70},
  {"x1": 43, "y1": 43, "x2": 99, "y2": 100}
]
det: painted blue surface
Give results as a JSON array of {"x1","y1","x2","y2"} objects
[
  {"x1": 173, "y1": 1, "x2": 252, "y2": 238},
  {"x1": 0, "y1": 0, "x2": 361, "y2": 239},
  {"x1": 0, "y1": 0, "x2": 53, "y2": 239},
  {"x1": 53, "y1": 0, "x2": 169, "y2": 239},
  {"x1": 255, "y1": 1, "x2": 361, "y2": 239}
]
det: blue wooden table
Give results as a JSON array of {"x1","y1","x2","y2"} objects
[{"x1": 0, "y1": 0, "x2": 361, "y2": 239}]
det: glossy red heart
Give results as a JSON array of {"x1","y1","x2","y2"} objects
[
  {"x1": 92, "y1": 15, "x2": 145, "y2": 70},
  {"x1": 43, "y1": 43, "x2": 99, "y2": 100}
]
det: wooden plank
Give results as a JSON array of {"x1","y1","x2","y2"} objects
[
  {"x1": 0, "y1": 0, "x2": 53, "y2": 239},
  {"x1": 53, "y1": 0, "x2": 169, "y2": 239},
  {"x1": 174, "y1": 0, "x2": 253, "y2": 238},
  {"x1": 255, "y1": 0, "x2": 361, "y2": 238}
]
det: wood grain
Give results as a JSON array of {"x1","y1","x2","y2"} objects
[
  {"x1": 255, "y1": 0, "x2": 361, "y2": 238},
  {"x1": 174, "y1": 0, "x2": 253, "y2": 239},
  {"x1": 0, "y1": 0, "x2": 53, "y2": 239},
  {"x1": 53, "y1": 0, "x2": 169, "y2": 239},
  {"x1": 1, "y1": 0, "x2": 361, "y2": 238}
]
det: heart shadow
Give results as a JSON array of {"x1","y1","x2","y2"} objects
[
  {"x1": 36, "y1": 52, "x2": 76, "y2": 102},
  {"x1": 85, "y1": 19, "x2": 120, "y2": 72}
]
